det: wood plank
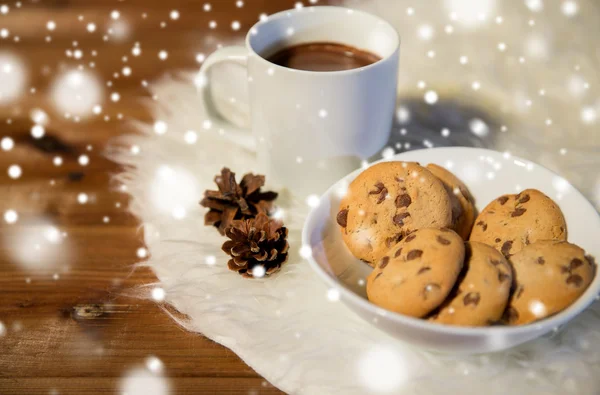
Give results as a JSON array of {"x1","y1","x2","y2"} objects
[
  {"x1": 0, "y1": 0, "x2": 331, "y2": 393},
  {"x1": 0, "y1": 378, "x2": 281, "y2": 394}
]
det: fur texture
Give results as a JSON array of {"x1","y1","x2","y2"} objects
[{"x1": 110, "y1": 1, "x2": 600, "y2": 393}]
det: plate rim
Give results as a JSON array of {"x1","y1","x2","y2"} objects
[{"x1": 301, "y1": 146, "x2": 600, "y2": 336}]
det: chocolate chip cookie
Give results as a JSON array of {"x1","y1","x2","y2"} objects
[
  {"x1": 337, "y1": 161, "x2": 453, "y2": 265},
  {"x1": 366, "y1": 228, "x2": 465, "y2": 317},
  {"x1": 504, "y1": 240, "x2": 595, "y2": 325},
  {"x1": 426, "y1": 163, "x2": 476, "y2": 240},
  {"x1": 429, "y1": 241, "x2": 513, "y2": 326},
  {"x1": 469, "y1": 189, "x2": 567, "y2": 258}
]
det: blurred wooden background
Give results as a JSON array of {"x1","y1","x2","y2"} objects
[{"x1": 0, "y1": 1, "x2": 340, "y2": 393}]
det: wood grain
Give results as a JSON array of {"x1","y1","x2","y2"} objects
[{"x1": 0, "y1": 1, "x2": 336, "y2": 393}]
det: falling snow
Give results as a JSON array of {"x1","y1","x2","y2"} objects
[
  {"x1": 4, "y1": 210, "x2": 18, "y2": 224},
  {"x1": 424, "y1": 90, "x2": 438, "y2": 104},
  {"x1": 0, "y1": 1, "x2": 598, "y2": 393}
]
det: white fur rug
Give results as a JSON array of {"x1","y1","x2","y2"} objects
[{"x1": 110, "y1": 1, "x2": 600, "y2": 394}]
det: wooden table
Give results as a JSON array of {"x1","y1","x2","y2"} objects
[{"x1": 0, "y1": 1, "x2": 338, "y2": 393}]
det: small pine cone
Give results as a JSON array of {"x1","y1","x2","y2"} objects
[
  {"x1": 221, "y1": 213, "x2": 289, "y2": 278},
  {"x1": 200, "y1": 168, "x2": 278, "y2": 235}
]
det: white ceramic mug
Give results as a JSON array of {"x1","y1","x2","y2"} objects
[{"x1": 198, "y1": 6, "x2": 400, "y2": 198}]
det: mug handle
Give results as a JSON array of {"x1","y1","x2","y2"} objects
[{"x1": 197, "y1": 46, "x2": 255, "y2": 151}]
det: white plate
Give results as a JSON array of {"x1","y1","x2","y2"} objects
[{"x1": 302, "y1": 147, "x2": 600, "y2": 354}]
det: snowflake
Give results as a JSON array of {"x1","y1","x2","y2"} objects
[
  {"x1": 78, "y1": 155, "x2": 89, "y2": 166},
  {"x1": 1, "y1": 137, "x2": 14, "y2": 151},
  {"x1": 50, "y1": 69, "x2": 103, "y2": 117},
  {"x1": 417, "y1": 24, "x2": 434, "y2": 40},
  {"x1": 424, "y1": 90, "x2": 438, "y2": 104},
  {"x1": 305, "y1": 194, "x2": 320, "y2": 207},
  {"x1": 358, "y1": 347, "x2": 408, "y2": 392},
  {"x1": 326, "y1": 288, "x2": 340, "y2": 301},
  {"x1": 151, "y1": 287, "x2": 165, "y2": 301},
  {"x1": 8, "y1": 164, "x2": 21, "y2": 179},
  {"x1": 4, "y1": 210, "x2": 18, "y2": 224},
  {"x1": 561, "y1": 1, "x2": 579, "y2": 16},
  {"x1": 525, "y1": 0, "x2": 543, "y2": 12},
  {"x1": 205, "y1": 255, "x2": 216, "y2": 266},
  {"x1": 77, "y1": 193, "x2": 89, "y2": 204}
]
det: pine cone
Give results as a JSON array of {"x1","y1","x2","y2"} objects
[
  {"x1": 200, "y1": 167, "x2": 278, "y2": 235},
  {"x1": 221, "y1": 213, "x2": 289, "y2": 278}
]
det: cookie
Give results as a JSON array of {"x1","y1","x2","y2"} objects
[
  {"x1": 366, "y1": 228, "x2": 465, "y2": 318},
  {"x1": 504, "y1": 240, "x2": 595, "y2": 325},
  {"x1": 337, "y1": 161, "x2": 453, "y2": 265},
  {"x1": 469, "y1": 189, "x2": 567, "y2": 258},
  {"x1": 429, "y1": 241, "x2": 513, "y2": 326},
  {"x1": 426, "y1": 163, "x2": 476, "y2": 240}
]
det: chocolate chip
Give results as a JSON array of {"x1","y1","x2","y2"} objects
[
  {"x1": 374, "y1": 272, "x2": 383, "y2": 281},
  {"x1": 518, "y1": 194, "x2": 530, "y2": 204},
  {"x1": 385, "y1": 233, "x2": 404, "y2": 248},
  {"x1": 537, "y1": 257, "x2": 545, "y2": 265},
  {"x1": 377, "y1": 189, "x2": 388, "y2": 204},
  {"x1": 463, "y1": 292, "x2": 481, "y2": 307},
  {"x1": 336, "y1": 209, "x2": 348, "y2": 228},
  {"x1": 395, "y1": 194, "x2": 412, "y2": 208},
  {"x1": 369, "y1": 182, "x2": 388, "y2": 204},
  {"x1": 560, "y1": 265, "x2": 570, "y2": 274},
  {"x1": 490, "y1": 259, "x2": 501, "y2": 266},
  {"x1": 495, "y1": 238, "x2": 501, "y2": 243},
  {"x1": 516, "y1": 285, "x2": 524, "y2": 298},
  {"x1": 379, "y1": 256, "x2": 390, "y2": 269},
  {"x1": 570, "y1": 258, "x2": 583, "y2": 270},
  {"x1": 436, "y1": 236, "x2": 451, "y2": 245},
  {"x1": 369, "y1": 182, "x2": 385, "y2": 195},
  {"x1": 503, "y1": 307, "x2": 519, "y2": 323},
  {"x1": 499, "y1": 271, "x2": 511, "y2": 283},
  {"x1": 394, "y1": 247, "x2": 403, "y2": 258},
  {"x1": 395, "y1": 177, "x2": 405, "y2": 183},
  {"x1": 501, "y1": 240, "x2": 513, "y2": 257},
  {"x1": 393, "y1": 212, "x2": 411, "y2": 226},
  {"x1": 511, "y1": 208, "x2": 527, "y2": 217},
  {"x1": 524, "y1": 234, "x2": 531, "y2": 245},
  {"x1": 498, "y1": 196, "x2": 509, "y2": 205},
  {"x1": 566, "y1": 274, "x2": 583, "y2": 287},
  {"x1": 417, "y1": 266, "x2": 431, "y2": 275},
  {"x1": 475, "y1": 220, "x2": 488, "y2": 231},
  {"x1": 404, "y1": 234, "x2": 416, "y2": 242},
  {"x1": 406, "y1": 249, "x2": 423, "y2": 260}
]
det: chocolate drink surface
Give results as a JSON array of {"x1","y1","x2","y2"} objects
[{"x1": 266, "y1": 42, "x2": 382, "y2": 72}]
